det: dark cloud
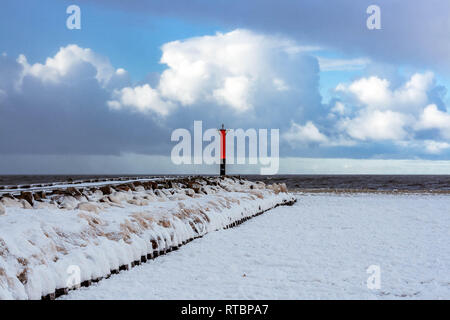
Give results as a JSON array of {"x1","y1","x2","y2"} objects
[
  {"x1": 83, "y1": 0, "x2": 450, "y2": 72},
  {"x1": 0, "y1": 54, "x2": 170, "y2": 156}
]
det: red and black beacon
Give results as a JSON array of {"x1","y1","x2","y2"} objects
[{"x1": 219, "y1": 124, "x2": 228, "y2": 176}]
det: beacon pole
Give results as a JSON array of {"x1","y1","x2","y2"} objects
[{"x1": 219, "y1": 124, "x2": 227, "y2": 176}]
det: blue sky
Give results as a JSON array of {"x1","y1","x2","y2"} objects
[
  {"x1": 1, "y1": 0, "x2": 450, "y2": 174},
  {"x1": 0, "y1": 1, "x2": 223, "y2": 78}
]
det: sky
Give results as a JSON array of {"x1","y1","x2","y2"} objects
[{"x1": 1, "y1": 0, "x2": 450, "y2": 174}]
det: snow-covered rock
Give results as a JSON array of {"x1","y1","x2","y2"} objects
[
  {"x1": 76, "y1": 202, "x2": 100, "y2": 213},
  {"x1": 0, "y1": 177, "x2": 294, "y2": 300},
  {"x1": 1, "y1": 197, "x2": 23, "y2": 208}
]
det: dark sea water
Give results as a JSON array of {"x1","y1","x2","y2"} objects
[
  {"x1": 1, "y1": 174, "x2": 450, "y2": 192},
  {"x1": 244, "y1": 175, "x2": 450, "y2": 192}
]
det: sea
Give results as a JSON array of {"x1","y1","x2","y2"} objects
[{"x1": 1, "y1": 174, "x2": 450, "y2": 193}]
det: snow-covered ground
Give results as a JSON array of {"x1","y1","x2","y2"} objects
[{"x1": 63, "y1": 193, "x2": 450, "y2": 300}]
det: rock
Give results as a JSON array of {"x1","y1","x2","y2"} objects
[
  {"x1": 58, "y1": 196, "x2": 79, "y2": 210},
  {"x1": 127, "y1": 199, "x2": 149, "y2": 206},
  {"x1": 34, "y1": 191, "x2": 46, "y2": 201},
  {"x1": 33, "y1": 201, "x2": 57, "y2": 210},
  {"x1": 256, "y1": 182, "x2": 266, "y2": 189},
  {"x1": 76, "y1": 202, "x2": 100, "y2": 213},
  {"x1": 100, "y1": 186, "x2": 112, "y2": 195},
  {"x1": 270, "y1": 183, "x2": 281, "y2": 194},
  {"x1": 91, "y1": 189, "x2": 103, "y2": 199},
  {"x1": 20, "y1": 199, "x2": 33, "y2": 209},
  {"x1": 18, "y1": 192, "x2": 34, "y2": 206},
  {"x1": 142, "y1": 181, "x2": 156, "y2": 190},
  {"x1": 69, "y1": 187, "x2": 83, "y2": 196},
  {"x1": 134, "y1": 186, "x2": 145, "y2": 192},
  {"x1": 108, "y1": 192, "x2": 128, "y2": 204},
  {"x1": 0, "y1": 203, "x2": 5, "y2": 215},
  {"x1": 1, "y1": 197, "x2": 23, "y2": 208},
  {"x1": 75, "y1": 195, "x2": 88, "y2": 202},
  {"x1": 249, "y1": 190, "x2": 264, "y2": 199},
  {"x1": 33, "y1": 193, "x2": 41, "y2": 202},
  {"x1": 192, "y1": 187, "x2": 202, "y2": 194},
  {"x1": 279, "y1": 183, "x2": 288, "y2": 193},
  {"x1": 132, "y1": 181, "x2": 143, "y2": 187},
  {"x1": 116, "y1": 185, "x2": 131, "y2": 192}
]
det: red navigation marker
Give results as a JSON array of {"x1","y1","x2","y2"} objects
[{"x1": 219, "y1": 124, "x2": 227, "y2": 176}]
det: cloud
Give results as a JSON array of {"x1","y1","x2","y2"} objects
[
  {"x1": 0, "y1": 45, "x2": 169, "y2": 155},
  {"x1": 330, "y1": 101, "x2": 347, "y2": 116},
  {"x1": 423, "y1": 140, "x2": 450, "y2": 154},
  {"x1": 108, "y1": 84, "x2": 174, "y2": 116},
  {"x1": 212, "y1": 76, "x2": 252, "y2": 111},
  {"x1": 338, "y1": 109, "x2": 409, "y2": 141},
  {"x1": 0, "y1": 33, "x2": 324, "y2": 158},
  {"x1": 156, "y1": 29, "x2": 308, "y2": 112},
  {"x1": 397, "y1": 139, "x2": 450, "y2": 155},
  {"x1": 336, "y1": 72, "x2": 433, "y2": 113},
  {"x1": 109, "y1": 29, "x2": 322, "y2": 125},
  {"x1": 416, "y1": 104, "x2": 450, "y2": 139},
  {"x1": 283, "y1": 121, "x2": 328, "y2": 145},
  {"x1": 1, "y1": 29, "x2": 450, "y2": 167},
  {"x1": 329, "y1": 72, "x2": 450, "y2": 154},
  {"x1": 16, "y1": 44, "x2": 122, "y2": 86},
  {"x1": 85, "y1": 0, "x2": 450, "y2": 73}
]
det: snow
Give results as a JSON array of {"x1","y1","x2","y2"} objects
[
  {"x1": 0, "y1": 177, "x2": 293, "y2": 299},
  {"x1": 0, "y1": 177, "x2": 164, "y2": 195},
  {"x1": 63, "y1": 193, "x2": 450, "y2": 300}
]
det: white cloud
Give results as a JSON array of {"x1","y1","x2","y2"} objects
[
  {"x1": 111, "y1": 29, "x2": 314, "y2": 116},
  {"x1": 108, "y1": 84, "x2": 173, "y2": 116},
  {"x1": 397, "y1": 139, "x2": 450, "y2": 154},
  {"x1": 332, "y1": 72, "x2": 450, "y2": 146},
  {"x1": 213, "y1": 76, "x2": 252, "y2": 111},
  {"x1": 10, "y1": 31, "x2": 320, "y2": 120},
  {"x1": 115, "y1": 68, "x2": 126, "y2": 76},
  {"x1": 416, "y1": 104, "x2": 450, "y2": 139},
  {"x1": 339, "y1": 109, "x2": 409, "y2": 141},
  {"x1": 284, "y1": 121, "x2": 329, "y2": 145},
  {"x1": 17, "y1": 44, "x2": 118, "y2": 86},
  {"x1": 336, "y1": 72, "x2": 433, "y2": 113},
  {"x1": 337, "y1": 76, "x2": 391, "y2": 109},
  {"x1": 423, "y1": 140, "x2": 450, "y2": 154},
  {"x1": 157, "y1": 29, "x2": 304, "y2": 112},
  {"x1": 284, "y1": 121, "x2": 358, "y2": 147},
  {"x1": 330, "y1": 101, "x2": 347, "y2": 115}
]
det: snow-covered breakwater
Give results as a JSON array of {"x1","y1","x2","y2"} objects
[{"x1": 0, "y1": 176, "x2": 295, "y2": 300}]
